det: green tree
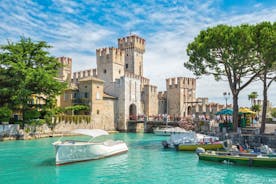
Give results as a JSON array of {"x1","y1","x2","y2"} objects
[
  {"x1": 251, "y1": 22, "x2": 276, "y2": 134},
  {"x1": 271, "y1": 108, "x2": 276, "y2": 118},
  {"x1": 0, "y1": 106, "x2": 12, "y2": 123},
  {"x1": 185, "y1": 24, "x2": 262, "y2": 131},
  {"x1": 0, "y1": 37, "x2": 67, "y2": 125},
  {"x1": 248, "y1": 91, "x2": 258, "y2": 105}
]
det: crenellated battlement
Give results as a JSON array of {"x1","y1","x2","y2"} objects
[
  {"x1": 118, "y1": 34, "x2": 145, "y2": 53},
  {"x1": 72, "y1": 68, "x2": 97, "y2": 83},
  {"x1": 144, "y1": 84, "x2": 157, "y2": 93},
  {"x1": 58, "y1": 56, "x2": 72, "y2": 65},
  {"x1": 166, "y1": 77, "x2": 196, "y2": 89},
  {"x1": 125, "y1": 71, "x2": 149, "y2": 84},
  {"x1": 96, "y1": 47, "x2": 124, "y2": 57},
  {"x1": 96, "y1": 47, "x2": 125, "y2": 65}
]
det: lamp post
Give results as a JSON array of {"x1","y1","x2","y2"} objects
[{"x1": 223, "y1": 92, "x2": 230, "y2": 108}]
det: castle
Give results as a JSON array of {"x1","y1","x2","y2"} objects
[{"x1": 57, "y1": 34, "x2": 225, "y2": 131}]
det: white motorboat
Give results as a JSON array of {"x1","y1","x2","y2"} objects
[
  {"x1": 153, "y1": 126, "x2": 187, "y2": 136},
  {"x1": 52, "y1": 129, "x2": 128, "y2": 165},
  {"x1": 162, "y1": 131, "x2": 221, "y2": 149}
]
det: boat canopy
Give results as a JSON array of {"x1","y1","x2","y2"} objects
[{"x1": 71, "y1": 129, "x2": 109, "y2": 138}]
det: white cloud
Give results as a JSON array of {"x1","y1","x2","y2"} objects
[{"x1": 0, "y1": 0, "x2": 275, "y2": 107}]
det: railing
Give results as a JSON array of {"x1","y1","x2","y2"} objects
[{"x1": 128, "y1": 115, "x2": 194, "y2": 122}]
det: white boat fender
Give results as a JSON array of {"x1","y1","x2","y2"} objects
[
  {"x1": 223, "y1": 139, "x2": 232, "y2": 150},
  {"x1": 196, "y1": 147, "x2": 205, "y2": 155}
]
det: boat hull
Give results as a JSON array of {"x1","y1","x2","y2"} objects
[
  {"x1": 198, "y1": 153, "x2": 276, "y2": 167},
  {"x1": 177, "y1": 143, "x2": 223, "y2": 151},
  {"x1": 153, "y1": 127, "x2": 187, "y2": 136},
  {"x1": 54, "y1": 140, "x2": 128, "y2": 165}
]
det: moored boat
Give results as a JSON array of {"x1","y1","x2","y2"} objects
[
  {"x1": 153, "y1": 127, "x2": 187, "y2": 136},
  {"x1": 177, "y1": 142, "x2": 223, "y2": 151},
  {"x1": 197, "y1": 150, "x2": 276, "y2": 167},
  {"x1": 162, "y1": 131, "x2": 223, "y2": 150},
  {"x1": 52, "y1": 129, "x2": 128, "y2": 165}
]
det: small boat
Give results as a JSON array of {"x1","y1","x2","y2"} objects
[
  {"x1": 177, "y1": 142, "x2": 223, "y2": 151},
  {"x1": 162, "y1": 131, "x2": 223, "y2": 151},
  {"x1": 52, "y1": 129, "x2": 128, "y2": 165},
  {"x1": 153, "y1": 127, "x2": 187, "y2": 136},
  {"x1": 197, "y1": 150, "x2": 276, "y2": 167}
]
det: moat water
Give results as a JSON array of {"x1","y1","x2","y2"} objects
[{"x1": 0, "y1": 133, "x2": 275, "y2": 184}]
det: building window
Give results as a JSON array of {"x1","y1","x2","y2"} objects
[
  {"x1": 97, "y1": 110, "x2": 100, "y2": 114},
  {"x1": 96, "y1": 92, "x2": 100, "y2": 100},
  {"x1": 104, "y1": 69, "x2": 107, "y2": 74},
  {"x1": 126, "y1": 64, "x2": 128, "y2": 69},
  {"x1": 84, "y1": 92, "x2": 88, "y2": 98},
  {"x1": 119, "y1": 70, "x2": 121, "y2": 74}
]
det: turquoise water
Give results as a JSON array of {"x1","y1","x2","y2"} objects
[{"x1": 0, "y1": 133, "x2": 276, "y2": 184}]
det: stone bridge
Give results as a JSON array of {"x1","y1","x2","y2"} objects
[{"x1": 127, "y1": 120, "x2": 180, "y2": 133}]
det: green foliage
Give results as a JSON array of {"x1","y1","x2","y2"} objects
[
  {"x1": 185, "y1": 24, "x2": 260, "y2": 81},
  {"x1": 53, "y1": 115, "x2": 91, "y2": 124},
  {"x1": 271, "y1": 108, "x2": 276, "y2": 118},
  {"x1": 0, "y1": 37, "x2": 67, "y2": 123},
  {"x1": 251, "y1": 22, "x2": 276, "y2": 133},
  {"x1": 28, "y1": 119, "x2": 46, "y2": 126},
  {"x1": 0, "y1": 106, "x2": 12, "y2": 122},
  {"x1": 23, "y1": 109, "x2": 40, "y2": 121},
  {"x1": 251, "y1": 104, "x2": 261, "y2": 112},
  {"x1": 185, "y1": 24, "x2": 263, "y2": 131},
  {"x1": 248, "y1": 91, "x2": 258, "y2": 105},
  {"x1": 65, "y1": 105, "x2": 90, "y2": 115}
]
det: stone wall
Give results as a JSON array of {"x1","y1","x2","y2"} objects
[
  {"x1": 0, "y1": 114, "x2": 117, "y2": 140},
  {"x1": 0, "y1": 124, "x2": 20, "y2": 136}
]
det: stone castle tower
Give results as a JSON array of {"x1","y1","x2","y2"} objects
[
  {"x1": 57, "y1": 57, "x2": 72, "y2": 84},
  {"x1": 166, "y1": 77, "x2": 196, "y2": 117},
  {"x1": 95, "y1": 35, "x2": 157, "y2": 130},
  {"x1": 96, "y1": 47, "x2": 125, "y2": 83},
  {"x1": 57, "y1": 35, "x2": 158, "y2": 131},
  {"x1": 118, "y1": 35, "x2": 145, "y2": 76}
]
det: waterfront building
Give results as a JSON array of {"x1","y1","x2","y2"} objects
[
  {"x1": 57, "y1": 34, "x2": 226, "y2": 131},
  {"x1": 57, "y1": 35, "x2": 158, "y2": 131}
]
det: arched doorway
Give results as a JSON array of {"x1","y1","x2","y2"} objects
[
  {"x1": 129, "y1": 104, "x2": 137, "y2": 120},
  {"x1": 188, "y1": 106, "x2": 192, "y2": 116}
]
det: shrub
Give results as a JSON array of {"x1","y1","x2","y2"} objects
[{"x1": 0, "y1": 106, "x2": 12, "y2": 123}]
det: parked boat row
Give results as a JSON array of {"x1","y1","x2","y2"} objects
[
  {"x1": 52, "y1": 128, "x2": 276, "y2": 168},
  {"x1": 159, "y1": 129, "x2": 276, "y2": 167}
]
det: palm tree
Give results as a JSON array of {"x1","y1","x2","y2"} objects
[
  {"x1": 248, "y1": 92, "x2": 258, "y2": 106},
  {"x1": 251, "y1": 104, "x2": 261, "y2": 112}
]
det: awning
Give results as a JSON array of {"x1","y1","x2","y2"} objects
[
  {"x1": 239, "y1": 107, "x2": 256, "y2": 114},
  {"x1": 215, "y1": 108, "x2": 233, "y2": 115}
]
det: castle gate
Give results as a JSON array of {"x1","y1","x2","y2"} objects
[
  {"x1": 188, "y1": 106, "x2": 192, "y2": 116},
  {"x1": 129, "y1": 104, "x2": 137, "y2": 120}
]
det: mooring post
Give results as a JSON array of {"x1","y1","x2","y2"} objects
[{"x1": 144, "y1": 116, "x2": 148, "y2": 132}]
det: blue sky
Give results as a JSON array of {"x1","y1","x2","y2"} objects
[{"x1": 0, "y1": 0, "x2": 275, "y2": 107}]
